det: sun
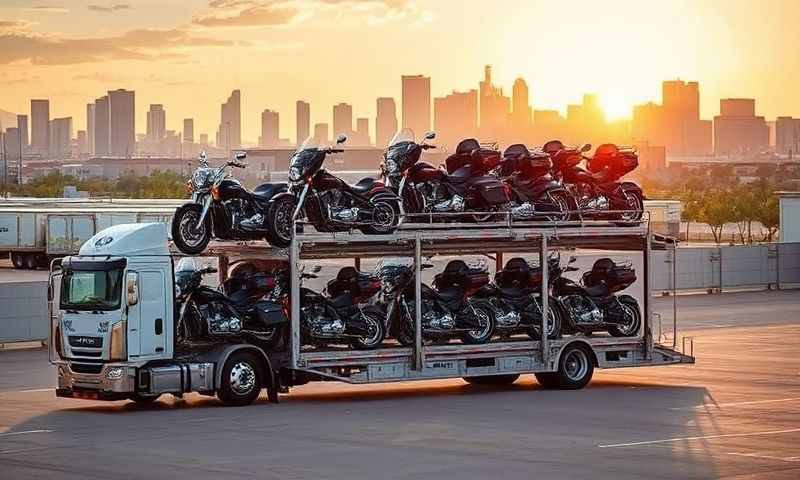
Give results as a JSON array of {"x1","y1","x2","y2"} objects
[{"x1": 600, "y1": 92, "x2": 634, "y2": 121}]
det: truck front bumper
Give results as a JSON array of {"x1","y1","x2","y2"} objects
[{"x1": 55, "y1": 361, "x2": 137, "y2": 400}]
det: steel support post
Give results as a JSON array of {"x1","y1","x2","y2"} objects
[
  {"x1": 672, "y1": 241, "x2": 677, "y2": 348},
  {"x1": 290, "y1": 233, "x2": 301, "y2": 369},
  {"x1": 644, "y1": 231, "x2": 653, "y2": 358},
  {"x1": 414, "y1": 232, "x2": 424, "y2": 371},
  {"x1": 539, "y1": 235, "x2": 549, "y2": 365}
]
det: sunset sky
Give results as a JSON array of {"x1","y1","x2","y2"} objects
[{"x1": 1, "y1": 0, "x2": 799, "y2": 143}]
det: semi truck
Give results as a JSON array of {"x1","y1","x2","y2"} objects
[{"x1": 48, "y1": 219, "x2": 694, "y2": 406}]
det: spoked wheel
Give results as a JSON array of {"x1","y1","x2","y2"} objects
[
  {"x1": 461, "y1": 303, "x2": 495, "y2": 344},
  {"x1": 609, "y1": 295, "x2": 642, "y2": 337},
  {"x1": 361, "y1": 198, "x2": 400, "y2": 235},
  {"x1": 527, "y1": 299, "x2": 562, "y2": 340},
  {"x1": 172, "y1": 204, "x2": 211, "y2": 255},
  {"x1": 618, "y1": 190, "x2": 644, "y2": 223},
  {"x1": 265, "y1": 196, "x2": 296, "y2": 248},
  {"x1": 544, "y1": 191, "x2": 572, "y2": 223},
  {"x1": 351, "y1": 311, "x2": 386, "y2": 350}
]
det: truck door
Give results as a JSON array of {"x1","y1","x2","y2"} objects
[{"x1": 127, "y1": 269, "x2": 169, "y2": 360}]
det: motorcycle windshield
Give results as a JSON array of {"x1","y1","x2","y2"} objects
[
  {"x1": 296, "y1": 135, "x2": 319, "y2": 153},
  {"x1": 290, "y1": 136, "x2": 321, "y2": 182},
  {"x1": 388, "y1": 128, "x2": 415, "y2": 147}
]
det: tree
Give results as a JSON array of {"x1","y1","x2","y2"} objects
[
  {"x1": 698, "y1": 190, "x2": 735, "y2": 244},
  {"x1": 680, "y1": 190, "x2": 703, "y2": 242},
  {"x1": 758, "y1": 193, "x2": 780, "y2": 242}
]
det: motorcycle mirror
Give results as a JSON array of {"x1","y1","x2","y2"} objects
[
  {"x1": 312, "y1": 265, "x2": 322, "y2": 273},
  {"x1": 568, "y1": 256, "x2": 577, "y2": 263},
  {"x1": 335, "y1": 134, "x2": 347, "y2": 144},
  {"x1": 424, "y1": 131, "x2": 436, "y2": 140},
  {"x1": 422, "y1": 263, "x2": 435, "y2": 269},
  {"x1": 235, "y1": 152, "x2": 247, "y2": 160},
  {"x1": 580, "y1": 144, "x2": 592, "y2": 153}
]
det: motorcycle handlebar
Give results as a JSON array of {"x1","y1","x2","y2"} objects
[
  {"x1": 228, "y1": 161, "x2": 246, "y2": 168},
  {"x1": 421, "y1": 144, "x2": 436, "y2": 150},
  {"x1": 327, "y1": 148, "x2": 344, "y2": 154}
]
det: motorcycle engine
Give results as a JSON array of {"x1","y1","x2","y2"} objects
[
  {"x1": 199, "y1": 303, "x2": 243, "y2": 334},
  {"x1": 408, "y1": 299, "x2": 455, "y2": 331},
  {"x1": 420, "y1": 183, "x2": 464, "y2": 213},
  {"x1": 489, "y1": 297, "x2": 521, "y2": 327},
  {"x1": 303, "y1": 304, "x2": 345, "y2": 337},
  {"x1": 322, "y1": 190, "x2": 361, "y2": 222},
  {"x1": 561, "y1": 295, "x2": 603, "y2": 325}
]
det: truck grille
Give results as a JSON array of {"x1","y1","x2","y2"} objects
[{"x1": 70, "y1": 363, "x2": 104, "y2": 374}]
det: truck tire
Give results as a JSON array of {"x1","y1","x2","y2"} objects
[
  {"x1": 24, "y1": 254, "x2": 37, "y2": 270},
  {"x1": 218, "y1": 351, "x2": 262, "y2": 406},
  {"x1": 463, "y1": 374, "x2": 520, "y2": 386},
  {"x1": 541, "y1": 343, "x2": 594, "y2": 390},
  {"x1": 11, "y1": 253, "x2": 24, "y2": 269}
]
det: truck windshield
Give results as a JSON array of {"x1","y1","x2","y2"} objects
[{"x1": 60, "y1": 268, "x2": 124, "y2": 311}]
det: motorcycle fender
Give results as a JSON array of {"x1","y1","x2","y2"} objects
[
  {"x1": 619, "y1": 181, "x2": 645, "y2": 199},
  {"x1": 197, "y1": 195, "x2": 213, "y2": 230}
]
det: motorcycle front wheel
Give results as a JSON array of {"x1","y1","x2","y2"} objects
[
  {"x1": 172, "y1": 203, "x2": 211, "y2": 255},
  {"x1": 618, "y1": 190, "x2": 644, "y2": 223},
  {"x1": 265, "y1": 196, "x2": 296, "y2": 248},
  {"x1": 461, "y1": 302, "x2": 496, "y2": 344},
  {"x1": 527, "y1": 298, "x2": 562, "y2": 340}
]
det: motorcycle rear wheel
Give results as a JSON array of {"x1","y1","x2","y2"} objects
[
  {"x1": 172, "y1": 203, "x2": 211, "y2": 255},
  {"x1": 360, "y1": 198, "x2": 401, "y2": 235},
  {"x1": 609, "y1": 295, "x2": 641, "y2": 337}
]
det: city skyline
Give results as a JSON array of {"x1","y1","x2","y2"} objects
[{"x1": 1, "y1": 0, "x2": 800, "y2": 142}]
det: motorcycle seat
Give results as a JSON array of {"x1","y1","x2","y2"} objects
[
  {"x1": 227, "y1": 289, "x2": 253, "y2": 308},
  {"x1": 444, "y1": 168, "x2": 470, "y2": 185},
  {"x1": 351, "y1": 177, "x2": 376, "y2": 194},
  {"x1": 252, "y1": 182, "x2": 287, "y2": 198},
  {"x1": 433, "y1": 287, "x2": 463, "y2": 310},
  {"x1": 328, "y1": 293, "x2": 354, "y2": 309}
]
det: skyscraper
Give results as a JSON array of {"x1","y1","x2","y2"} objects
[
  {"x1": 401, "y1": 74, "x2": 431, "y2": 137},
  {"x1": 511, "y1": 78, "x2": 531, "y2": 132},
  {"x1": 661, "y1": 80, "x2": 710, "y2": 155},
  {"x1": 375, "y1": 97, "x2": 398, "y2": 148},
  {"x1": 94, "y1": 96, "x2": 110, "y2": 156},
  {"x1": 776, "y1": 116, "x2": 800, "y2": 156},
  {"x1": 49, "y1": 117, "x2": 72, "y2": 158},
  {"x1": 478, "y1": 66, "x2": 510, "y2": 141},
  {"x1": 146, "y1": 104, "x2": 166, "y2": 141},
  {"x1": 354, "y1": 117, "x2": 370, "y2": 146},
  {"x1": 30, "y1": 99, "x2": 50, "y2": 154},
  {"x1": 16, "y1": 115, "x2": 28, "y2": 152},
  {"x1": 260, "y1": 109, "x2": 280, "y2": 147},
  {"x1": 109, "y1": 89, "x2": 135, "y2": 157},
  {"x1": 714, "y1": 98, "x2": 769, "y2": 156},
  {"x1": 217, "y1": 89, "x2": 241, "y2": 151},
  {"x1": 296, "y1": 100, "x2": 310, "y2": 146},
  {"x1": 77, "y1": 130, "x2": 88, "y2": 155},
  {"x1": 86, "y1": 103, "x2": 95, "y2": 156},
  {"x1": 434, "y1": 89, "x2": 478, "y2": 149},
  {"x1": 183, "y1": 118, "x2": 194, "y2": 143},
  {"x1": 313, "y1": 123, "x2": 329, "y2": 145},
  {"x1": 333, "y1": 103, "x2": 353, "y2": 139}
]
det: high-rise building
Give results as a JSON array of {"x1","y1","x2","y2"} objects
[
  {"x1": 77, "y1": 130, "x2": 88, "y2": 155},
  {"x1": 313, "y1": 123, "x2": 329, "y2": 145},
  {"x1": 714, "y1": 98, "x2": 769, "y2": 156},
  {"x1": 30, "y1": 99, "x2": 50, "y2": 154},
  {"x1": 333, "y1": 103, "x2": 353, "y2": 139},
  {"x1": 216, "y1": 89, "x2": 241, "y2": 151},
  {"x1": 183, "y1": 118, "x2": 194, "y2": 143},
  {"x1": 94, "y1": 96, "x2": 110, "y2": 156},
  {"x1": 353, "y1": 117, "x2": 370, "y2": 146},
  {"x1": 3, "y1": 127, "x2": 21, "y2": 161},
  {"x1": 660, "y1": 80, "x2": 710, "y2": 155},
  {"x1": 434, "y1": 89, "x2": 478, "y2": 149},
  {"x1": 108, "y1": 89, "x2": 135, "y2": 157},
  {"x1": 146, "y1": 104, "x2": 166, "y2": 141},
  {"x1": 49, "y1": 117, "x2": 72, "y2": 158},
  {"x1": 260, "y1": 109, "x2": 280, "y2": 147},
  {"x1": 478, "y1": 66, "x2": 511, "y2": 141},
  {"x1": 86, "y1": 103, "x2": 95, "y2": 156},
  {"x1": 296, "y1": 100, "x2": 310, "y2": 146},
  {"x1": 16, "y1": 115, "x2": 28, "y2": 152},
  {"x1": 511, "y1": 78, "x2": 531, "y2": 132},
  {"x1": 566, "y1": 94, "x2": 605, "y2": 145},
  {"x1": 375, "y1": 97, "x2": 398, "y2": 148},
  {"x1": 401, "y1": 74, "x2": 431, "y2": 137},
  {"x1": 776, "y1": 116, "x2": 800, "y2": 157},
  {"x1": 199, "y1": 133, "x2": 209, "y2": 146}
]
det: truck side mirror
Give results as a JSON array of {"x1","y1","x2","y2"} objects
[{"x1": 126, "y1": 272, "x2": 139, "y2": 306}]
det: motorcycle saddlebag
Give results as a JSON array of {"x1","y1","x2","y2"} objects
[
  {"x1": 588, "y1": 144, "x2": 639, "y2": 176},
  {"x1": 434, "y1": 260, "x2": 489, "y2": 291},
  {"x1": 519, "y1": 153, "x2": 553, "y2": 178},
  {"x1": 583, "y1": 258, "x2": 637, "y2": 292},
  {"x1": 254, "y1": 300, "x2": 287, "y2": 326},
  {"x1": 476, "y1": 180, "x2": 512, "y2": 205},
  {"x1": 495, "y1": 257, "x2": 531, "y2": 287}
]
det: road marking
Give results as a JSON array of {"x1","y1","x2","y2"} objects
[
  {"x1": 0, "y1": 429, "x2": 53, "y2": 437},
  {"x1": 670, "y1": 397, "x2": 800, "y2": 410},
  {"x1": 598, "y1": 428, "x2": 800, "y2": 448}
]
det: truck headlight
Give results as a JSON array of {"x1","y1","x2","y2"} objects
[
  {"x1": 106, "y1": 367, "x2": 124, "y2": 380},
  {"x1": 110, "y1": 321, "x2": 127, "y2": 361}
]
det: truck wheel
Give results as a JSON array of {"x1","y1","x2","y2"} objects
[
  {"x1": 11, "y1": 253, "x2": 25, "y2": 269},
  {"x1": 24, "y1": 254, "x2": 37, "y2": 270},
  {"x1": 534, "y1": 372, "x2": 559, "y2": 388},
  {"x1": 463, "y1": 374, "x2": 520, "y2": 386},
  {"x1": 545, "y1": 344, "x2": 594, "y2": 390},
  {"x1": 218, "y1": 352, "x2": 262, "y2": 406}
]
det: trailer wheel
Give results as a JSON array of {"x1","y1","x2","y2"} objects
[
  {"x1": 11, "y1": 253, "x2": 25, "y2": 269},
  {"x1": 543, "y1": 343, "x2": 594, "y2": 390},
  {"x1": 463, "y1": 374, "x2": 520, "y2": 386},
  {"x1": 24, "y1": 254, "x2": 37, "y2": 270},
  {"x1": 218, "y1": 352, "x2": 262, "y2": 406}
]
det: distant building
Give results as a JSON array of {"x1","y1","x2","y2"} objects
[
  {"x1": 49, "y1": 117, "x2": 72, "y2": 158},
  {"x1": 216, "y1": 89, "x2": 241, "y2": 151},
  {"x1": 94, "y1": 96, "x2": 110, "y2": 156},
  {"x1": 375, "y1": 97, "x2": 398, "y2": 148},
  {"x1": 146, "y1": 104, "x2": 166, "y2": 141},
  {"x1": 353, "y1": 117, "x2": 370, "y2": 146},
  {"x1": 296, "y1": 100, "x2": 310, "y2": 146},
  {"x1": 109, "y1": 89, "x2": 135, "y2": 157},
  {"x1": 16, "y1": 115, "x2": 28, "y2": 152},
  {"x1": 77, "y1": 130, "x2": 88, "y2": 155},
  {"x1": 634, "y1": 141, "x2": 666, "y2": 171},
  {"x1": 714, "y1": 98, "x2": 769, "y2": 156},
  {"x1": 30, "y1": 99, "x2": 50, "y2": 154},
  {"x1": 86, "y1": 103, "x2": 95, "y2": 156},
  {"x1": 3, "y1": 127, "x2": 21, "y2": 161},
  {"x1": 260, "y1": 109, "x2": 280, "y2": 147},
  {"x1": 511, "y1": 78, "x2": 531, "y2": 137},
  {"x1": 313, "y1": 123, "x2": 329, "y2": 145},
  {"x1": 333, "y1": 103, "x2": 353, "y2": 139},
  {"x1": 183, "y1": 118, "x2": 194, "y2": 143},
  {"x1": 434, "y1": 89, "x2": 478, "y2": 150},
  {"x1": 479, "y1": 65, "x2": 511, "y2": 142},
  {"x1": 532, "y1": 109, "x2": 566, "y2": 144},
  {"x1": 776, "y1": 117, "x2": 800, "y2": 157},
  {"x1": 566, "y1": 94, "x2": 605, "y2": 146},
  {"x1": 401, "y1": 74, "x2": 431, "y2": 138}
]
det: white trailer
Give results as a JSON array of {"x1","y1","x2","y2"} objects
[{"x1": 48, "y1": 218, "x2": 694, "y2": 406}]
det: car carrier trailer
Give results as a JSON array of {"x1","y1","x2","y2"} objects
[{"x1": 48, "y1": 217, "x2": 694, "y2": 406}]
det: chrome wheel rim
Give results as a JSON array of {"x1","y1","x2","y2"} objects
[
  {"x1": 274, "y1": 200, "x2": 294, "y2": 242},
  {"x1": 361, "y1": 315, "x2": 382, "y2": 346},
  {"x1": 546, "y1": 193, "x2": 570, "y2": 222},
  {"x1": 564, "y1": 349, "x2": 589, "y2": 381},
  {"x1": 468, "y1": 308, "x2": 491, "y2": 340},
  {"x1": 179, "y1": 210, "x2": 206, "y2": 248},
  {"x1": 229, "y1": 361, "x2": 256, "y2": 396},
  {"x1": 618, "y1": 303, "x2": 640, "y2": 336},
  {"x1": 372, "y1": 201, "x2": 396, "y2": 230},
  {"x1": 621, "y1": 194, "x2": 642, "y2": 221}
]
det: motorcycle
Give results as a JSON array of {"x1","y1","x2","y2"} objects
[
  {"x1": 375, "y1": 258, "x2": 496, "y2": 345},
  {"x1": 291, "y1": 265, "x2": 386, "y2": 349},
  {"x1": 265, "y1": 135, "x2": 402, "y2": 248},
  {"x1": 474, "y1": 256, "x2": 561, "y2": 340},
  {"x1": 381, "y1": 130, "x2": 512, "y2": 222},
  {"x1": 174, "y1": 258, "x2": 286, "y2": 350},
  {"x1": 543, "y1": 140, "x2": 644, "y2": 222},
  {"x1": 495, "y1": 144, "x2": 572, "y2": 222},
  {"x1": 172, "y1": 151, "x2": 288, "y2": 254},
  {"x1": 550, "y1": 256, "x2": 642, "y2": 337}
]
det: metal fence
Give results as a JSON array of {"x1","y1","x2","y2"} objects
[{"x1": 2, "y1": 243, "x2": 799, "y2": 344}]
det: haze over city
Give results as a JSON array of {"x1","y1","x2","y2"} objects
[{"x1": 2, "y1": 0, "x2": 800, "y2": 144}]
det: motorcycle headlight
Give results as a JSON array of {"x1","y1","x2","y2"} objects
[
  {"x1": 289, "y1": 165, "x2": 303, "y2": 182},
  {"x1": 192, "y1": 169, "x2": 212, "y2": 190}
]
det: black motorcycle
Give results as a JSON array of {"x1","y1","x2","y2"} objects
[
  {"x1": 551, "y1": 256, "x2": 642, "y2": 337},
  {"x1": 375, "y1": 259, "x2": 496, "y2": 345},
  {"x1": 174, "y1": 259, "x2": 286, "y2": 350},
  {"x1": 172, "y1": 151, "x2": 288, "y2": 254},
  {"x1": 291, "y1": 265, "x2": 386, "y2": 349},
  {"x1": 496, "y1": 144, "x2": 571, "y2": 222},
  {"x1": 474, "y1": 256, "x2": 561, "y2": 340},
  {"x1": 265, "y1": 135, "x2": 402, "y2": 247},
  {"x1": 381, "y1": 130, "x2": 511, "y2": 222}
]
